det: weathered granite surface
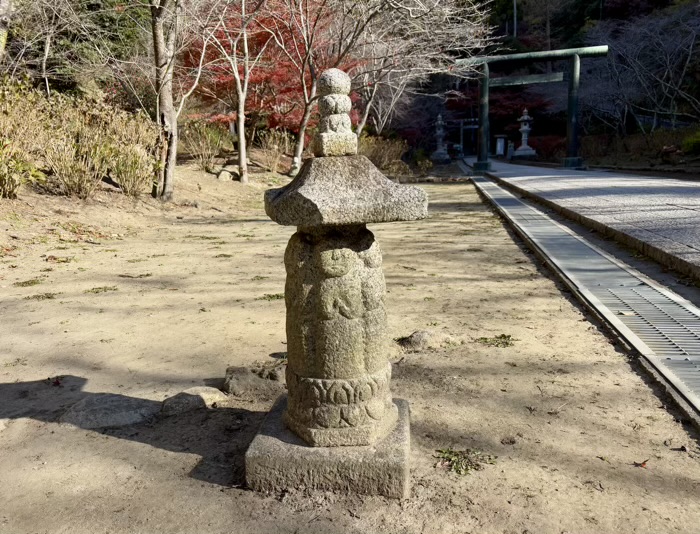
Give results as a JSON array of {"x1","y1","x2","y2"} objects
[
  {"x1": 260, "y1": 65, "x2": 426, "y2": 449},
  {"x1": 265, "y1": 67, "x2": 426, "y2": 227},
  {"x1": 430, "y1": 114, "x2": 451, "y2": 164},
  {"x1": 60, "y1": 394, "x2": 160, "y2": 429},
  {"x1": 265, "y1": 155, "x2": 428, "y2": 226},
  {"x1": 246, "y1": 396, "x2": 411, "y2": 499},
  {"x1": 313, "y1": 68, "x2": 358, "y2": 157},
  {"x1": 248, "y1": 68, "x2": 423, "y2": 495},
  {"x1": 283, "y1": 224, "x2": 397, "y2": 446},
  {"x1": 161, "y1": 386, "x2": 228, "y2": 416}
]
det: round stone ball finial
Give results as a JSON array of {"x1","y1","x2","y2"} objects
[
  {"x1": 314, "y1": 68, "x2": 357, "y2": 157},
  {"x1": 318, "y1": 68, "x2": 352, "y2": 96}
]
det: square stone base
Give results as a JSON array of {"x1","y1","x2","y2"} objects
[
  {"x1": 245, "y1": 395, "x2": 410, "y2": 499},
  {"x1": 472, "y1": 160, "x2": 491, "y2": 173},
  {"x1": 562, "y1": 156, "x2": 584, "y2": 169}
]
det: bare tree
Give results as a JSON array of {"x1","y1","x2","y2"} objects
[
  {"x1": 522, "y1": 0, "x2": 558, "y2": 51},
  {"x1": 2, "y1": 0, "x2": 82, "y2": 91},
  {"x1": 356, "y1": 73, "x2": 413, "y2": 136},
  {"x1": 72, "y1": 0, "x2": 190, "y2": 199},
  {"x1": 262, "y1": 0, "x2": 490, "y2": 174},
  {"x1": 521, "y1": 0, "x2": 574, "y2": 72},
  {"x1": 148, "y1": 0, "x2": 183, "y2": 200},
  {"x1": 352, "y1": 0, "x2": 491, "y2": 137},
  {"x1": 3, "y1": 0, "x2": 219, "y2": 200},
  {"x1": 260, "y1": 0, "x2": 387, "y2": 174},
  {"x1": 197, "y1": 0, "x2": 273, "y2": 184},
  {"x1": 583, "y1": 5, "x2": 700, "y2": 136},
  {"x1": 86, "y1": 0, "x2": 216, "y2": 200}
]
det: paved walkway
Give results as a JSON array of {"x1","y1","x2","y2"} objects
[
  {"x1": 465, "y1": 159, "x2": 700, "y2": 283},
  {"x1": 463, "y1": 167, "x2": 700, "y2": 425}
]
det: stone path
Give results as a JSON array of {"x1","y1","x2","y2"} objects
[{"x1": 465, "y1": 159, "x2": 700, "y2": 283}]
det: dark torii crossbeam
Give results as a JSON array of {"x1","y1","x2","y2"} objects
[{"x1": 456, "y1": 45, "x2": 609, "y2": 171}]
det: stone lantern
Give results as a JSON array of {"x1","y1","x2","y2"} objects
[
  {"x1": 430, "y1": 114, "x2": 451, "y2": 164},
  {"x1": 514, "y1": 108, "x2": 537, "y2": 158},
  {"x1": 245, "y1": 68, "x2": 427, "y2": 499}
]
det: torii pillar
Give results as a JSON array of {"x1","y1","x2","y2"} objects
[{"x1": 457, "y1": 45, "x2": 608, "y2": 172}]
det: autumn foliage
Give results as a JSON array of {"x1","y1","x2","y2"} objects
[{"x1": 184, "y1": 0, "x2": 359, "y2": 136}]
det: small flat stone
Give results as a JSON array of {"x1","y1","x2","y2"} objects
[
  {"x1": 60, "y1": 393, "x2": 161, "y2": 429},
  {"x1": 224, "y1": 366, "x2": 284, "y2": 398},
  {"x1": 161, "y1": 386, "x2": 228, "y2": 416},
  {"x1": 396, "y1": 330, "x2": 455, "y2": 351}
]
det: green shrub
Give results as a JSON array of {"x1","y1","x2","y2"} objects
[
  {"x1": 384, "y1": 160, "x2": 412, "y2": 177},
  {"x1": 109, "y1": 111, "x2": 160, "y2": 153},
  {"x1": 358, "y1": 135, "x2": 408, "y2": 171},
  {"x1": 43, "y1": 97, "x2": 157, "y2": 199},
  {"x1": 0, "y1": 142, "x2": 44, "y2": 199},
  {"x1": 113, "y1": 144, "x2": 155, "y2": 197},
  {"x1": 257, "y1": 129, "x2": 292, "y2": 173},
  {"x1": 417, "y1": 159, "x2": 433, "y2": 176},
  {"x1": 45, "y1": 135, "x2": 116, "y2": 199},
  {"x1": 0, "y1": 80, "x2": 158, "y2": 200},
  {"x1": 181, "y1": 121, "x2": 226, "y2": 172},
  {"x1": 682, "y1": 130, "x2": 700, "y2": 155},
  {"x1": 0, "y1": 151, "x2": 23, "y2": 198},
  {"x1": 107, "y1": 110, "x2": 159, "y2": 197}
]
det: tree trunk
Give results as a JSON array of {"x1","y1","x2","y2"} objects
[
  {"x1": 0, "y1": 0, "x2": 11, "y2": 61},
  {"x1": 290, "y1": 103, "x2": 313, "y2": 175},
  {"x1": 162, "y1": 124, "x2": 178, "y2": 200},
  {"x1": 545, "y1": 3, "x2": 552, "y2": 73},
  {"x1": 238, "y1": 99, "x2": 249, "y2": 184},
  {"x1": 153, "y1": 131, "x2": 167, "y2": 198},
  {"x1": 356, "y1": 106, "x2": 370, "y2": 138},
  {"x1": 41, "y1": 31, "x2": 52, "y2": 97},
  {"x1": 289, "y1": 78, "x2": 317, "y2": 176},
  {"x1": 356, "y1": 84, "x2": 378, "y2": 138},
  {"x1": 150, "y1": 0, "x2": 179, "y2": 201}
]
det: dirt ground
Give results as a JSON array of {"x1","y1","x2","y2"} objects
[{"x1": 2, "y1": 164, "x2": 700, "y2": 534}]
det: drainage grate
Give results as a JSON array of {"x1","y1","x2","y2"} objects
[{"x1": 471, "y1": 174, "x2": 700, "y2": 415}]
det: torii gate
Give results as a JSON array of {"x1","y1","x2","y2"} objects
[{"x1": 456, "y1": 45, "x2": 609, "y2": 172}]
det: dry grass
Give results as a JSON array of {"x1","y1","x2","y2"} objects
[{"x1": 0, "y1": 81, "x2": 158, "y2": 199}]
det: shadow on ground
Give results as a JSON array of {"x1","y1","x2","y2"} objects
[{"x1": 0, "y1": 376, "x2": 264, "y2": 487}]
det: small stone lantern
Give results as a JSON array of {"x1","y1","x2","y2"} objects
[
  {"x1": 245, "y1": 69, "x2": 427, "y2": 499},
  {"x1": 430, "y1": 114, "x2": 451, "y2": 164},
  {"x1": 514, "y1": 108, "x2": 537, "y2": 158}
]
